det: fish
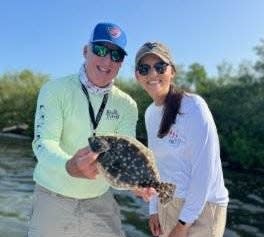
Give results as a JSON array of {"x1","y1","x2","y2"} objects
[{"x1": 88, "y1": 135, "x2": 176, "y2": 205}]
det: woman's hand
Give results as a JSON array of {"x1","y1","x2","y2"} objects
[
  {"x1": 149, "y1": 214, "x2": 163, "y2": 236},
  {"x1": 132, "y1": 187, "x2": 156, "y2": 202}
]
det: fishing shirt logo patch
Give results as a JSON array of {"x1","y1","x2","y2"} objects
[{"x1": 106, "y1": 109, "x2": 120, "y2": 120}]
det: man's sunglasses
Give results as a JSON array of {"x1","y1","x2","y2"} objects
[
  {"x1": 91, "y1": 43, "x2": 125, "y2": 63},
  {"x1": 136, "y1": 61, "x2": 169, "y2": 76}
]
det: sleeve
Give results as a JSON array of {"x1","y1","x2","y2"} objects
[
  {"x1": 32, "y1": 82, "x2": 71, "y2": 172},
  {"x1": 116, "y1": 98, "x2": 138, "y2": 137},
  {"x1": 178, "y1": 99, "x2": 220, "y2": 223},
  {"x1": 149, "y1": 195, "x2": 159, "y2": 215},
  {"x1": 145, "y1": 106, "x2": 159, "y2": 215}
]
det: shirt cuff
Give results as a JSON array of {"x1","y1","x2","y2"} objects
[
  {"x1": 149, "y1": 195, "x2": 158, "y2": 215},
  {"x1": 178, "y1": 209, "x2": 197, "y2": 224}
]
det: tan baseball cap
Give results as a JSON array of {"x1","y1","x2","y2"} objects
[{"x1": 135, "y1": 42, "x2": 176, "y2": 71}]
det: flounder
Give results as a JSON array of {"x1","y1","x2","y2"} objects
[{"x1": 88, "y1": 135, "x2": 176, "y2": 205}]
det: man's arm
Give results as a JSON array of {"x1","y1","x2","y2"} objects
[{"x1": 32, "y1": 82, "x2": 71, "y2": 171}]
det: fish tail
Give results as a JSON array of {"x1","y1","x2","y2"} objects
[{"x1": 155, "y1": 182, "x2": 176, "y2": 205}]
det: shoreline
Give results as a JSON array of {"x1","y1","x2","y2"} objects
[{"x1": 0, "y1": 132, "x2": 31, "y2": 140}]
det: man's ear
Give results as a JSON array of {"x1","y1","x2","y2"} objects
[{"x1": 83, "y1": 45, "x2": 88, "y2": 59}]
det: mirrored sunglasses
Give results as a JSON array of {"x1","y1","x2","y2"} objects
[
  {"x1": 91, "y1": 43, "x2": 125, "y2": 63},
  {"x1": 136, "y1": 61, "x2": 169, "y2": 76}
]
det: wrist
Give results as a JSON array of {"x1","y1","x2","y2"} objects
[
  {"x1": 178, "y1": 219, "x2": 186, "y2": 225},
  {"x1": 177, "y1": 219, "x2": 191, "y2": 229}
]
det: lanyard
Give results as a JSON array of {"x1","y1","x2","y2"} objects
[{"x1": 81, "y1": 84, "x2": 109, "y2": 136}]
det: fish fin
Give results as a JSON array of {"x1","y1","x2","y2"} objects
[{"x1": 156, "y1": 182, "x2": 176, "y2": 205}]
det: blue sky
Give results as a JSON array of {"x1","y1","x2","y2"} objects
[{"x1": 1, "y1": 0, "x2": 264, "y2": 79}]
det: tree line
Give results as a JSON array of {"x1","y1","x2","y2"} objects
[{"x1": 1, "y1": 40, "x2": 264, "y2": 169}]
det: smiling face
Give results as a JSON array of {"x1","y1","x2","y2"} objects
[
  {"x1": 135, "y1": 54, "x2": 175, "y2": 105},
  {"x1": 83, "y1": 43, "x2": 123, "y2": 87}
]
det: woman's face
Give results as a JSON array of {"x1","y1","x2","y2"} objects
[{"x1": 135, "y1": 54, "x2": 175, "y2": 105}]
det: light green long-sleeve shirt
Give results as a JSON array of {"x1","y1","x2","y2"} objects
[{"x1": 32, "y1": 75, "x2": 138, "y2": 198}]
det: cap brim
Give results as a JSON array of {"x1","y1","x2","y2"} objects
[{"x1": 136, "y1": 52, "x2": 170, "y2": 65}]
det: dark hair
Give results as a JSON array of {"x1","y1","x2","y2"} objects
[{"x1": 158, "y1": 84, "x2": 184, "y2": 138}]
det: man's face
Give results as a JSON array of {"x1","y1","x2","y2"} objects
[{"x1": 84, "y1": 43, "x2": 123, "y2": 88}]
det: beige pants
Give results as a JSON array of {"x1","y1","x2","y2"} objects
[
  {"x1": 28, "y1": 185, "x2": 125, "y2": 237},
  {"x1": 158, "y1": 198, "x2": 227, "y2": 237}
]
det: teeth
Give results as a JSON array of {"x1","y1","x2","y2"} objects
[
  {"x1": 148, "y1": 81, "x2": 160, "y2": 85},
  {"x1": 98, "y1": 66, "x2": 110, "y2": 73}
]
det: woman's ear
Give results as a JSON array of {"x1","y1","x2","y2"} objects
[{"x1": 171, "y1": 66, "x2": 176, "y2": 79}]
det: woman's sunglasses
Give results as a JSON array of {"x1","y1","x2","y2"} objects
[
  {"x1": 136, "y1": 61, "x2": 169, "y2": 76},
  {"x1": 91, "y1": 43, "x2": 125, "y2": 63}
]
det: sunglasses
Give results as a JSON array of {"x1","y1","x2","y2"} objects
[
  {"x1": 136, "y1": 61, "x2": 169, "y2": 76},
  {"x1": 91, "y1": 43, "x2": 125, "y2": 62}
]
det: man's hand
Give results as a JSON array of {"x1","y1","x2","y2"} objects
[
  {"x1": 132, "y1": 187, "x2": 156, "y2": 202},
  {"x1": 149, "y1": 214, "x2": 163, "y2": 236},
  {"x1": 66, "y1": 147, "x2": 99, "y2": 179}
]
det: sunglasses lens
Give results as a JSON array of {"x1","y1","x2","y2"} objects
[
  {"x1": 92, "y1": 44, "x2": 108, "y2": 57},
  {"x1": 111, "y1": 50, "x2": 125, "y2": 62},
  {"x1": 92, "y1": 44, "x2": 124, "y2": 62},
  {"x1": 154, "y1": 62, "x2": 168, "y2": 74},
  {"x1": 137, "y1": 64, "x2": 150, "y2": 76},
  {"x1": 137, "y1": 62, "x2": 169, "y2": 76}
]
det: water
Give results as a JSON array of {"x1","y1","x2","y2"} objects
[{"x1": 0, "y1": 137, "x2": 263, "y2": 237}]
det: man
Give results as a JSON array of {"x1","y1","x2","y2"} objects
[{"x1": 29, "y1": 22, "x2": 146, "y2": 237}]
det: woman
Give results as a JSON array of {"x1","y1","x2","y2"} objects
[{"x1": 134, "y1": 42, "x2": 229, "y2": 237}]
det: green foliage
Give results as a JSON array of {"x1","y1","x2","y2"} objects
[
  {"x1": 1, "y1": 38, "x2": 264, "y2": 169},
  {"x1": 178, "y1": 62, "x2": 219, "y2": 94},
  {"x1": 0, "y1": 70, "x2": 48, "y2": 136},
  {"x1": 216, "y1": 61, "x2": 235, "y2": 86},
  {"x1": 202, "y1": 80, "x2": 264, "y2": 168},
  {"x1": 115, "y1": 79, "x2": 152, "y2": 143},
  {"x1": 186, "y1": 63, "x2": 208, "y2": 92},
  {"x1": 254, "y1": 38, "x2": 264, "y2": 78}
]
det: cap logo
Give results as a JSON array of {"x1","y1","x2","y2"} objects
[
  {"x1": 108, "y1": 27, "x2": 121, "y2": 38},
  {"x1": 145, "y1": 42, "x2": 158, "y2": 49}
]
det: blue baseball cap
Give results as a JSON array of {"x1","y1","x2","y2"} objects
[{"x1": 90, "y1": 22, "x2": 127, "y2": 55}]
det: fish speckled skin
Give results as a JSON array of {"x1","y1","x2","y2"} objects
[{"x1": 88, "y1": 135, "x2": 176, "y2": 205}]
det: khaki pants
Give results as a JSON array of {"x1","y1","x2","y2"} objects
[
  {"x1": 28, "y1": 185, "x2": 125, "y2": 237},
  {"x1": 158, "y1": 198, "x2": 227, "y2": 237}
]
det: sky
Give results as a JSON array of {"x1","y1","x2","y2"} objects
[{"x1": 1, "y1": 0, "x2": 264, "y2": 79}]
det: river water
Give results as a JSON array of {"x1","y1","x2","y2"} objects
[{"x1": 0, "y1": 137, "x2": 263, "y2": 237}]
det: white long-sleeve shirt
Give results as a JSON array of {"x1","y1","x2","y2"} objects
[{"x1": 145, "y1": 93, "x2": 228, "y2": 223}]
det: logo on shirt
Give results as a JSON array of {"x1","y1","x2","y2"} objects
[
  {"x1": 106, "y1": 109, "x2": 120, "y2": 120},
  {"x1": 167, "y1": 129, "x2": 185, "y2": 146},
  {"x1": 35, "y1": 105, "x2": 46, "y2": 149}
]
